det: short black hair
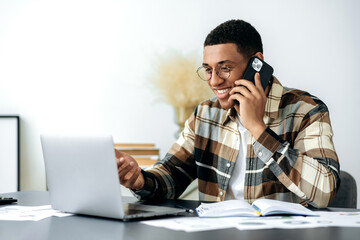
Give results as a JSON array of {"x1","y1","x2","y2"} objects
[{"x1": 204, "y1": 19, "x2": 263, "y2": 58}]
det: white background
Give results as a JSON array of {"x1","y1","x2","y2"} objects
[{"x1": 0, "y1": 0, "x2": 359, "y2": 206}]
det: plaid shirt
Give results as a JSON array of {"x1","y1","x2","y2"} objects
[{"x1": 136, "y1": 77, "x2": 340, "y2": 208}]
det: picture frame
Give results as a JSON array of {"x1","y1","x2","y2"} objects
[{"x1": 0, "y1": 116, "x2": 20, "y2": 193}]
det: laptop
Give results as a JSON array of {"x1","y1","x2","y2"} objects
[{"x1": 40, "y1": 135, "x2": 186, "y2": 220}]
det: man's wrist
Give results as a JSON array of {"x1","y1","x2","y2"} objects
[
  {"x1": 254, "y1": 127, "x2": 285, "y2": 157},
  {"x1": 131, "y1": 169, "x2": 157, "y2": 200},
  {"x1": 250, "y1": 123, "x2": 267, "y2": 140},
  {"x1": 133, "y1": 173, "x2": 145, "y2": 191}
]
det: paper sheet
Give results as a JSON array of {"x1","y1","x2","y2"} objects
[
  {"x1": 141, "y1": 217, "x2": 235, "y2": 232},
  {"x1": 222, "y1": 216, "x2": 331, "y2": 230},
  {"x1": 141, "y1": 211, "x2": 360, "y2": 232},
  {"x1": 0, "y1": 205, "x2": 73, "y2": 221},
  {"x1": 315, "y1": 211, "x2": 360, "y2": 227}
]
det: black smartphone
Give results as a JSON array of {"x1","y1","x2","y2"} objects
[
  {"x1": 233, "y1": 56, "x2": 273, "y2": 105},
  {"x1": 242, "y1": 56, "x2": 274, "y2": 90}
]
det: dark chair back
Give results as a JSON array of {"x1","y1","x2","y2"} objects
[{"x1": 328, "y1": 170, "x2": 357, "y2": 208}]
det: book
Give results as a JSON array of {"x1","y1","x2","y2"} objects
[
  {"x1": 196, "y1": 199, "x2": 319, "y2": 218},
  {"x1": 114, "y1": 143, "x2": 160, "y2": 167}
]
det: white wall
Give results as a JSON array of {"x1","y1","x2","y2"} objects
[{"x1": 0, "y1": 0, "x2": 359, "y2": 206}]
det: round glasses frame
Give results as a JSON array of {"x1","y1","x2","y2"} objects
[{"x1": 196, "y1": 63, "x2": 239, "y2": 81}]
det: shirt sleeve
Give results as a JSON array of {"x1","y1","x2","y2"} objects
[
  {"x1": 133, "y1": 109, "x2": 198, "y2": 200},
  {"x1": 253, "y1": 105, "x2": 340, "y2": 208},
  {"x1": 130, "y1": 169, "x2": 158, "y2": 200}
]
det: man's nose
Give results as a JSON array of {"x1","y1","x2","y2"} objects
[{"x1": 209, "y1": 71, "x2": 224, "y2": 86}]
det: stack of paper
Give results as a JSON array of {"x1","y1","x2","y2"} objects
[{"x1": 0, "y1": 205, "x2": 72, "y2": 221}]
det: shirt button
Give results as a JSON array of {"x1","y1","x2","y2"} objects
[
  {"x1": 219, "y1": 192, "x2": 223, "y2": 196},
  {"x1": 226, "y1": 163, "x2": 231, "y2": 168},
  {"x1": 258, "y1": 151, "x2": 263, "y2": 157}
]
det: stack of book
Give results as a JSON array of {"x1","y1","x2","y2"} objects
[{"x1": 114, "y1": 143, "x2": 160, "y2": 167}]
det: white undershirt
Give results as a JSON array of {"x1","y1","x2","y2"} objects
[{"x1": 225, "y1": 114, "x2": 248, "y2": 200}]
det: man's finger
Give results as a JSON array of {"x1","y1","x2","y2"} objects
[
  {"x1": 234, "y1": 79, "x2": 257, "y2": 93},
  {"x1": 254, "y1": 72, "x2": 262, "y2": 89},
  {"x1": 117, "y1": 157, "x2": 128, "y2": 170},
  {"x1": 125, "y1": 167, "x2": 141, "y2": 187},
  {"x1": 230, "y1": 85, "x2": 253, "y2": 98},
  {"x1": 118, "y1": 161, "x2": 135, "y2": 178},
  {"x1": 120, "y1": 165, "x2": 140, "y2": 187},
  {"x1": 115, "y1": 149, "x2": 124, "y2": 159}
]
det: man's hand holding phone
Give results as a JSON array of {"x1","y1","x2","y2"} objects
[
  {"x1": 115, "y1": 149, "x2": 145, "y2": 190},
  {"x1": 229, "y1": 72, "x2": 267, "y2": 140}
]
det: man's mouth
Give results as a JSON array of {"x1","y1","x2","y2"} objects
[{"x1": 215, "y1": 88, "x2": 231, "y2": 94}]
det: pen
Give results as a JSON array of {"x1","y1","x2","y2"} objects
[
  {"x1": 175, "y1": 205, "x2": 194, "y2": 214},
  {"x1": 0, "y1": 197, "x2": 14, "y2": 200}
]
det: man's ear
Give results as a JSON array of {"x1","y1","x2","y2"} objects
[{"x1": 253, "y1": 52, "x2": 264, "y2": 61}]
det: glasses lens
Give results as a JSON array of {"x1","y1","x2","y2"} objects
[
  {"x1": 197, "y1": 65, "x2": 232, "y2": 81},
  {"x1": 217, "y1": 65, "x2": 231, "y2": 80},
  {"x1": 197, "y1": 67, "x2": 209, "y2": 81}
]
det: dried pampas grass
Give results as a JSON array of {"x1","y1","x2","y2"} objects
[{"x1": 151, "y1": 50, "x2": 214, "y2": 108}]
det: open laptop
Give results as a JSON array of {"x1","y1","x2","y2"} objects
[{"x1": 40, "y1": 135, "x2": 186, "y2": 220}]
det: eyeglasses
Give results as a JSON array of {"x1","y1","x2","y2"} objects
[{"x1": 196, "y1": 63, "x2": 239, "y2": 81}]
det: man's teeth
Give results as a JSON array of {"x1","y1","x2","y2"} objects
[{"x1": 217, "y1": 88, "x2": 229, "y2": 94}]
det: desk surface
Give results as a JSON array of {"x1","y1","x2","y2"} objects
[{"x1": 1, "y1": 191, "x2": 360, "y2": 240}]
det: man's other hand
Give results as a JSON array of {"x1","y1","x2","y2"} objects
[{"x1": 115, "y1": 149, "x2": 145, "y2": 190}]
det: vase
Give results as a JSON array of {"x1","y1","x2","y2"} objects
[{"x1": 174, "y1": 106, "x2": 196, "y2": 138}]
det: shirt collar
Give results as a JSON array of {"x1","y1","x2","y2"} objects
[{"x1": 265, "y1": 76, "x2": 283, "y2": 119}]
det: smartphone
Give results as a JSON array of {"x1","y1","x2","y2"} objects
[
  {"x1": 233, "y1": 56, "x2": 273, "y2": 105},
  {"x1": 241, "y1": 56, "x2": 274, "y2": 90}
]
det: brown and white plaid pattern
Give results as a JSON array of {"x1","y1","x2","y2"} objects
[{"x1": 137, "y1": 77, "x2": 340, "y2": 208}]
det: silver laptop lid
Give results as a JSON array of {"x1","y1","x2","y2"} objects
[{"x1": 41, "y1": 135, "x2": 125, "y2": 219}]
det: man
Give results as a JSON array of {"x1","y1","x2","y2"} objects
[{"x1": 116, "y1": 20, "x2": 340, "y2": 208}]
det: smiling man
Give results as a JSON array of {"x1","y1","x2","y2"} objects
[{"x1": 116, "y1": 20, "x2": 340, "y2": 208}]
